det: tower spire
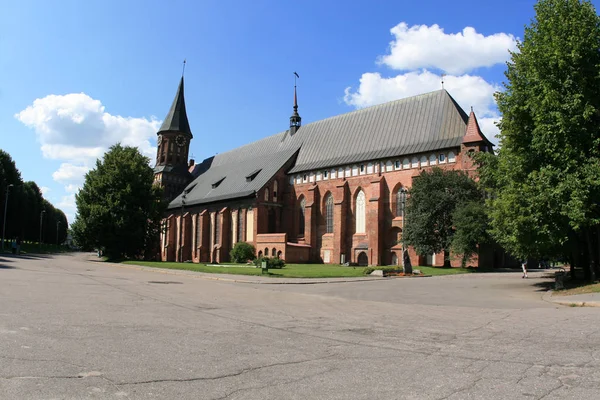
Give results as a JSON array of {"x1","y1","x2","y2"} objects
[{"x1": 290, "y1": 72, "x2": 301, "y2": 135}]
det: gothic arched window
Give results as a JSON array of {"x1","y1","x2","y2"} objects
[
  {"x1": 264, "y1": 188, "x2": 270, "y2": 201},
  {"x1": 273, "y1": 181, "x2": 278, "y2": 202},
  {"x1": 325, "y1": 194, "x2": 334, "y2": 233},
  {"x1": 396, "y1": 188, "x2": 407, "y2": 217},
  {"x1": 237, "y1": 208, "x2": 244, "y2": 242},
  {"x1": 298, "y1": 197, "x2": 306, "y2": 237},
  {"x1": 355, "y1": 190, "x2": 366, "y2": 233}
]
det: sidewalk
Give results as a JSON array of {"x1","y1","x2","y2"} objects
[{"x1": 543, "y1": 291, "x2": 600, "y2": 307}]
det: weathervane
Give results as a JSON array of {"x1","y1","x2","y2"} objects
[
  {"x1": 441, "y1": 74, "x2": 446, "y2": 89},
  {"x1": 182, "y1": 59, "x2": 187, "y2": 77}
]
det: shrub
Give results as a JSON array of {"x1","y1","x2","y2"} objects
[
  {"x1": 230, "y1": 242, "x2": 256, "y2": 263},
  {"x1": 253, "y1": 256, "x2": 285, "y2": 269}
]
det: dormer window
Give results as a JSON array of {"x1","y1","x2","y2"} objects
[
  {"x1": 211, "y1": 177, "x2": 225, "y2": 189},
  {"x1": 246, "y1": 169, "x2": 261, "y2": 182}
]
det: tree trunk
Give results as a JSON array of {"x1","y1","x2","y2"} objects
[
  {"x1": 584, "y1": 229, "x2": 596, "y2": 282},
  {"x1": 443, "y1": 249, "x2": 452, "y2": 268}
]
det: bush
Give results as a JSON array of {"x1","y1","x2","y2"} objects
[
  {"x1": 363, "y1": 266, "x2": 400, "y2": 275},
  {"x1": 253, "y1": 256, "x2": 285, "y2": 269},
  {"x1": 230, "y1": 242, "x2": 256, "y2": 263}
]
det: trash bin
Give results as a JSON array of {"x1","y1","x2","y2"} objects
[{"x1": 555, "y1": 268, "x2": 566, "y2": 291}]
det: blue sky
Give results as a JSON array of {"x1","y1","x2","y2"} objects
[{"x1": 2, "y1": 0, "x2": 595, "y2": 223}]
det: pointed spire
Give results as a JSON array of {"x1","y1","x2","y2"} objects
[
  {"x1": 290, "y1": 72, "x2": 301, "y2": 134},
  {"x1": 158, "y1": 77, "x2": 193, "y2": 138},
  {"x1": 462, "y1": 108, "x2": 487, "y2": 144}
]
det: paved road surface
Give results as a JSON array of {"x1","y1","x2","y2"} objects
[{"x1": 1, "y1": 253, "x2": 599, "y2": 399}]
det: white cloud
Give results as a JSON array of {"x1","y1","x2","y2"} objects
[
  {"x1": 52, "y1": 163, "x2": 90, "y2": 184},
  {"x1": 15, "y1": 93, "x2": 161, "y2": 216},
  {"x1": 57, "y1": 194, "x2": 77, "y2": 224},
  {"x1": 379, "y1": 23, "x2": 517, "y2": 74},
  {"x1": 343, "y1": 70, "x2": 501, "y2": 141},
  {"x1": 40, "y1": 187, "x2": 50, "y2": 195}
]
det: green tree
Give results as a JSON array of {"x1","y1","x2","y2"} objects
[
  {"x1": 478, "y1": 0, "x2": 600, "y2": 280},
  {"x1": 451, "y1": 201, "x2": 489, "y2": 267},
  {"x1": 403, "y1": 167, "x2": 483, "y2": 267},
  {"x1": 72, "y1": 144, "x2": 165, "y2": 259}
]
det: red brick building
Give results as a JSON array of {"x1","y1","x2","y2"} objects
[{"x1": 155, "y1": 78, "x2": 494, "y2": 267}]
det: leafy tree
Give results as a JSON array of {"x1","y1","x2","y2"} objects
[
  {"x1": 451, "y1": 201, "x2": 489, "y2": 267},
  {"x1": 230, "y1": 242, "x2": 256, "y2": 262},
  {"x1": 72, "y1": 144, "x2": 165, "y2": 259},
  {"x1": 403, "y1": 167, "x2": 483, "y2": 267},
  {"x1": 478, "y1": 0, "x2": 600, "y2": 280}
]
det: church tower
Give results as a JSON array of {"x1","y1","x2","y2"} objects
[{"x1": 154, "y1": 77, "x2": 194, "y2": 202}]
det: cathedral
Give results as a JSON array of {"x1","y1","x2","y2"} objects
[{"x1": 154, "y1": 77, "x2": 495, "y2": 267}]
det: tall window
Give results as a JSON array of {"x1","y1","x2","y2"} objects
[
  {"x1": 214, "y1": 213, "x2": 220, "y2": 245},
  {"x1": 264, "y1": 188, "x2": 270, "y2": 201},
  {"x1": 195, "y1": 214, "x2": 201, "y2": 249},
  {"x1": 355, "y1": 190, "x2": 366, "y2": 233},
  {"x1": 396, "y1": 188, "x2": 406, "y2": 217},
  {"x1": 273, "y1": 181, "x2": 278, "y2": 202},
  {"x1": 162, "y1": 220, "x2": 168, "y2": 249},
  {"x1": 237, "y1": 208, "x2": 244, "y2": 242},
  {"x1": 299, "y1": 197, "x2": 306, "y2": 237},
  {"x1": 231, "y1": 213, "x2": 235, "y2": 246},
  {"x1": 325, "y1": 194, "x2": 334, "y2": 233}
]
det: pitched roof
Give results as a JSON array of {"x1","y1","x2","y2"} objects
[
  {"x1": 169, "y1": 89, "x2": 490, "y2": 209},
  {"x1": 169, "y1": 132, "x2": 300, "y2": 208},
  {"x1": 159, "y1": 77, "x2": 193, "y2": 137},
  {"x1": 288, "y1": 89, "x2": 470, "y2": 173},
  {"x1": 463, "y1": 108, "x2": 492, "y2": 145}
]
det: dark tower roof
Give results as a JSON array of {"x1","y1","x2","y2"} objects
[{"x1": 158, "y1": 77, "x2": 193, "y2": 137}]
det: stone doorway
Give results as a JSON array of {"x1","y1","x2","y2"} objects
[{"x1": 357, "y1": 252, "x2": 368, "y2": 266}]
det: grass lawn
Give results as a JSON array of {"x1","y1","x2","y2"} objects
[
  {"x1": 553, "y1": 282, "x2": 600, "y2": 296},
  {"x1": 122, "y1": 260, "x2": 475, "y2": 278},
  {"x1": 123, "y1": 260, "x2": 367, "y2": 278},
  {"x1": 1, "y1": 242, "x2": 71, "y2": 255},
  {"x1": 417, "y1": 266, "x2": 474, "y2": 276}
]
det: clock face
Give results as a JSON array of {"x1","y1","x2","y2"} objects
[{"x1": 176, "y1": 135, "x2": 186, "y2": 147}]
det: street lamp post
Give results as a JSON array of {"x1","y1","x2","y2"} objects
[
  {"x1": 400, "y1": 187, "x2": 412, "y2": 274},
  {"x1": 39, "y1": 210, "x2": 46, "y2": 252},
  {"x1": 2, "y1": 184, "x2": 14, "y2": 251},
  {"x1": 179, "y1": 193, "x2": 186, "y2": 263}
]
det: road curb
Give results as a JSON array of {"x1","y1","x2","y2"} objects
[
  {"x1": 91, "y1": 260, "x2": 387, "y2": 285},
  {"x1": 542, "y1": 290, "x2": 600, "y2": 307}
]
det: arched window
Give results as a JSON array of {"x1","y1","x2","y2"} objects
[
  {"x1": 195, "y1": 214, "x2": 201, "y2": 250},
  {"x1": 448, "y1": 151, "x2": 456, "y2": 162},
  {"x1": 411, "y1": 157, "x2": 419, "y2": 168},
  {"x1": 273, "y1": 181, "x2": 278, "y2": 202},
  {"x1": 264, "y1": 247, "x2": 269, "y2": 256},
  {"x1": 420, "y1": 155, "x2": 428, "y2": 166},
  {"x1": 264, "y1": 188, "x2": 270, "y2": 201},
  {"x1": 246, "y1": 207, "x2": 254, "y2": 241},
  {"x1": 237, "y1": 209, "x2": 244, "y2": 242},
  {"x1": 355, "y1": 190, "x2": 366, "y2": 233},
  {"x1": 298, "y1": 197, "x2": 306, "y2": 237},
  {"x1": 325, "y1": 194, "x2": 334, "y2": 233},
  {"x1": 214, "y1": 213, "x2": 220, "y2": 245},
  {"x1": 396, "y1": 187, "x2": 406, "y2": 217}
]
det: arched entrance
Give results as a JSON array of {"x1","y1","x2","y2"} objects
[
  {"x1": 357, "y1": 252, "x2": 368, "y2": 266},
  {"x1": 391, "y1": 252, "x2": 398, "y2": 266}
]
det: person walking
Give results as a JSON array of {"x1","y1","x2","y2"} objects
[{"x1": 521, "y1": 260, "x2": 528, "y2": 278}]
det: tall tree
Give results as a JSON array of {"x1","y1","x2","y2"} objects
[
  {"x1": 403, "y1": 167, "x2": 483, "y2": 267},
  {"x1": 72, "y1": 144, "x2": 165, "y2": 259},
  {"x1": 478, "y1": 0, "x2": 600, "y2": 280}
]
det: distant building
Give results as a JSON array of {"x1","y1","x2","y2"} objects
[{"x1": 154, "y1": 77, "x2": 495, "y2": 266}]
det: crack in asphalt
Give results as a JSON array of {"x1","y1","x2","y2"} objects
[{"x1": 115, "y1": 354, "x2": 336, "y2": 386}]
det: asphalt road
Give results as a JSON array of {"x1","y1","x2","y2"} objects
[{"x1": 1, "y1": 253, "x2": 599, "y2": 399}]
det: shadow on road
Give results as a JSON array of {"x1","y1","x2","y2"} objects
[{"x1": 0, "y1": 264, "x2": 17, "y2": 269}]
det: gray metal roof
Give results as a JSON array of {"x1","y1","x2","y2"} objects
[
  {"x1": 168, "y1": 89, "x2": 479, "y2": 209},
  {"x1": 169, "y1": 132, "x2": 300, "y2": 208},
  {"x1": 158, "y1": 77, "x2": 193, "y2": 137},
  {"x1": 288, "y1": 89, "x2": 470, "y2": 173}
]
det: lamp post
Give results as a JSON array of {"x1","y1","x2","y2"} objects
[
  {"x1": 179, "y1": 193, "x2": 186, "y2": 262},
  {"x1": 39, "y1": 209, "x2": 46, "y2": 252},
  {"x1": 2, "y1": 184, "x2": 14, "y2": 251},
  {"x1": 399, "y1": 187, "x2": 411, "y2": 274}
]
